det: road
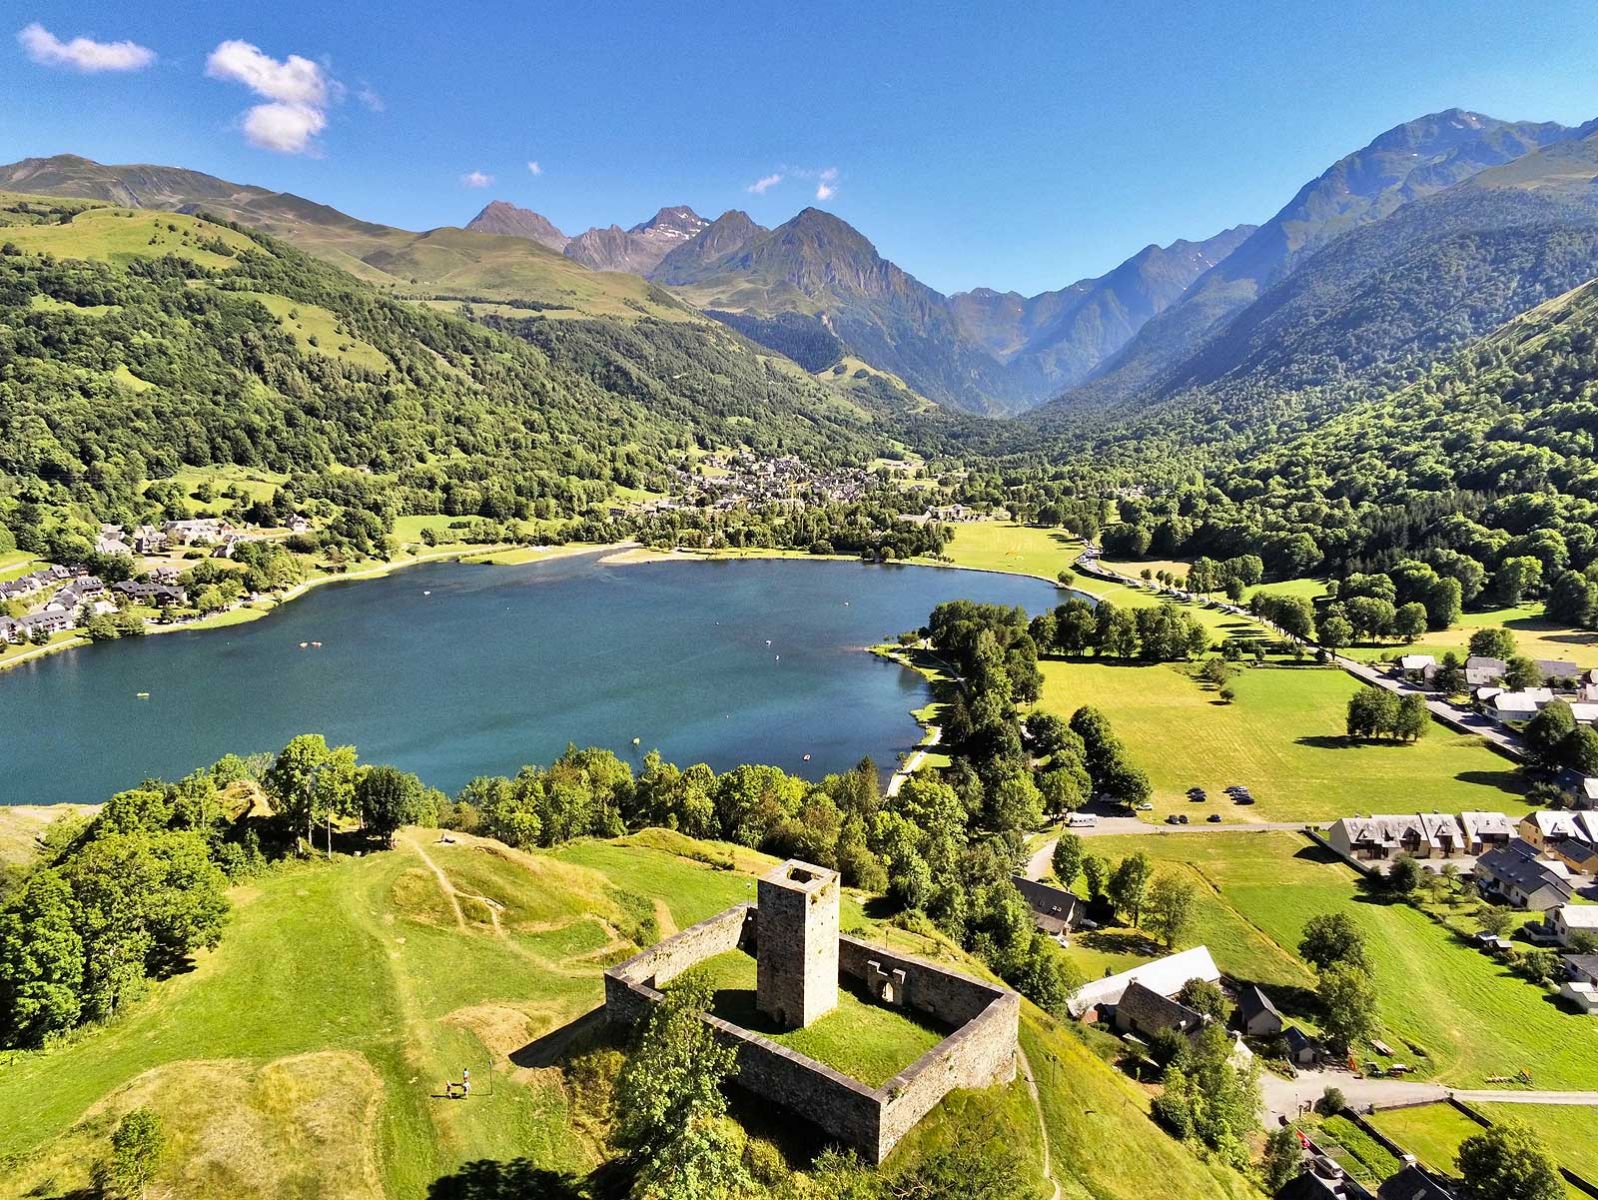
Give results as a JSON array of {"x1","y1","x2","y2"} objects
[
  {"x1": 1261, "y1": 1068, "x2": 1598, "y2": 1123},
  {"x1": 887, "y1": 728, "x2": 941, "y2": 798},
  {"x1": 1334, "y1": 654, "x2": 1526, "y2": 760}
]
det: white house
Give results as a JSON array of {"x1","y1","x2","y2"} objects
[
  {"x1": 1069, "y1": 945, "x2": 1221, "y2": 1019},
  {"x1": 1550, "y1": 904, "x2": 1598, "y2": 948},
  {"x1": 1489, "y1": 689, "x2": 1554, "y2": 724}
]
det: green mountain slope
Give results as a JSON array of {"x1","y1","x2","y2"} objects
[
  {"x1": 0, "y1": 191, "x2": 894, "y2": 549},
  {"x1": 1069, "y1": 109, "x2": 1588, "y2": 407},
  {"x1": 0, "y1": 155, "x2": 695, "y2": 323}
]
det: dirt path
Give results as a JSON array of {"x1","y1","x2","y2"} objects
[
  {"x1": 406, "y1": 833, "x2": 468, "y2": 929},
  {"x1": 653, "y1": 899, "x2": 678, "y2": 939},
  {"x1": 1016, "y1": 1047, "x2": 1061, "y2": 1200}
]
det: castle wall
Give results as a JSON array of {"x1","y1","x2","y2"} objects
[{"x1": 603, "y1": 901, "x2": 1021, "y2": 1165}]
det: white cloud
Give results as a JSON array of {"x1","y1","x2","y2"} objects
[
  {"x1": 815, "y1": 167, "x2": 839, "y2": 201},
  {"x1": 462, "y1": 170, "x2": 494, "y2": 188},
  {"x1": 242, "y1": 102, "x2": 327, "y2": 154},
  {"x1": 206, "y1": 40, "x2": 328, "y2": 105},
  {"x1": 17, "y1": 22, "x2": 155, "y2": 72},
  {"x1": 205, "y1": 39, "x2": 337, "y2": 155},
  {"x1": 746, "y1": 172, "x2": 782, "y2": 195},
  {"x1": 527, "y1": 161, "x2": 543, "y2": 176},
  {"x1": 356, "y1": 86, "x2": 384, "y2": 112}
]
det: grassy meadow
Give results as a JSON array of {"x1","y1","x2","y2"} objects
[
  {"x1": 1369, "y1": 1103, "x2": 1589, "y2": 1198},
  {"x1": 0, "y1": 200, "x2": 255, "y2": 269},
  {"x1": 1344, "y1": 601, "x2": 1598, "y2": 671},
  {"x1": 937, "y1": 522, "x2": 1082, "y2": 580},
  {"x1": 1036, "y1": 658, "x2": 1529, "y2": 823}
]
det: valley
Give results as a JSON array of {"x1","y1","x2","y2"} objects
[{"x1": 8, "y1": 17, "x2": 1598, "y2": 1200}]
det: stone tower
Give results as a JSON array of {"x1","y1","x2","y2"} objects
[{"x1": 756, "y1": 860, "x2": 840, "y2": 1029}]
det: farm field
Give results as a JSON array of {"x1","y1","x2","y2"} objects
[
  {"x1": 1369, "y1": 1103, "x2": 1587, "y2": 1198},
  {"x1": 1082, "y1": 832, "x2": 1598, "y2": 1089},
  {"x1": 230, "y1": 291, "x2": 392, "y2": 373},
  {"x1": 939, "y1": 521, "x2": 1082, "y2": 581},
  {"x1": 1035, "y1": 658, "x2": 1530, "y2": 822}
]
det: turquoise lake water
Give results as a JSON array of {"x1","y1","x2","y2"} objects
[{"x1": 1, "y1": 554, "x2": 1060, "y2": 805}]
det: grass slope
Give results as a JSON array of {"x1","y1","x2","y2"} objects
[
  {"x1": 0, "y1": 827, "x2": 1260, "y2": 1199},
  {"x1": 1369, "y1": 1103, "x2": 1587, "y2": 1198}
]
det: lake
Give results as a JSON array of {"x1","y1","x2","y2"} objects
[{"x1": 1, "y1": 554, "x2": 1061, "y2": 805}]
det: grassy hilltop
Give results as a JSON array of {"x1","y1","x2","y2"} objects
[{"x1": 0, "y1": 812, "x2": 1257, "y2": 1200}]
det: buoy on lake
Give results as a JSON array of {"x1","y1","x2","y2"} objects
[
  {"x1": 802, "y1": 753, "x2": 811, "y2": 762},
  {"x1": 632, "y1": 737, "x2": 641, "y2": 746},
  {"x1": 423, "y1": 590, "x2": 431, "y2": 596}
]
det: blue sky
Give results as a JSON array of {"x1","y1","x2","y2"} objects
[{"x1": 5, "y1": 2, "x2": 1597, "y2": 295}]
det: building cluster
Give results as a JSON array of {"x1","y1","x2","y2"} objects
[
  {"x1": 1328, "y1": 810, "x2": 1598, "y2": 1015},
  {"x1": 654, "y1": 451, "x2": 886, "y2": 513},
  {"x1": 96, "y1": 518, "x2": 255, "y2": 559},
  {"x1": 1, "y1": 561, "x2": 192, "y2": 646},
  {"x1": 0, "y1": 566, "x2": 116, "y2": 644}
]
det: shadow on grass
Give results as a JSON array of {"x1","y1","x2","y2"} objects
[
  {"x1": 1293, "y1": 843, "x2": 1343, "y2": 866},
  {"x1": 1295, "y1": 735, "x2": 1359, "y2": 750},
  {"x1": 1076, "y1": 928, "x2": 1165, "y2": 958},
  {"x1": 427, "y1": 1161, "x2": 589, "y2": 1200},
  {"x1": 509, "y1": 1005, "x2": 609, "y2": 1070},
  {"x1": 1454, "y1": 769, "x2": 1526, "y2": 790}
]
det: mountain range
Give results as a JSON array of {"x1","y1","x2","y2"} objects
[{"x1": 6, "y1": 104, "x2": 1598, "y2": 427}]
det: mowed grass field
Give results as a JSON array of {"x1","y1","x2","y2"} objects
[
  {"x1": 1080, "y1": 832, "x2": 1598, "y2": 1090},
  {"x1": 1369, "y1": 1103, "x2": 1588, "y2": 1198},
  {"x1": 938, "y1": 522, "x2": 1082, "y2": 580},
  {"x1": 1036, "y1": 659, "x2": 1529, "y2": 823}
]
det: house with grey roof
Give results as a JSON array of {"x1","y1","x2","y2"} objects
[
  {"x1": 1465, "y1": 655, "x2": 1507, "y2": 688},
  {"x1": 1550, "y1": 904, "x2": 1598, "y2": 948},
  {"x1": 1474, "y1": 841, "x2": 1574, "y2": 911},
  {"x1": 1113, "y1": 981, "x2": 1207, "y2": 1043},
  {"x1": 1011, "y1": 875, "x2": 1080, "y2": 938},
  {"x1": 1234, "y1": 983, "x2": 1284, "y2": 1038},
  {"x1": 1458, "y1": 811, "x2": 1515, "y2": 854}
]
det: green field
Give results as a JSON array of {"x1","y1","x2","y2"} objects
[
  {"x1": 681, "y1": 949, "x2": 947, "y2": 1087},
  {"x1": 1036, "y1": 659, "x2": 1529, "y2": 822},
  {"x1": 1476, "y1": 1106, "x2": 1598, "y2": 1187},
  {"x1": 1370, "y1": 1103, "x2": 1586, "y2": 1198},
  {"x1": 1313, "y1": 1113, "x2": 1402, "y2": 1184},
  {"x1": 939, "y1": 522, "x2": 1082, "y2": 580},
  {"x1": 0, "y1": 200, "x2": 255, "y2": 269}
]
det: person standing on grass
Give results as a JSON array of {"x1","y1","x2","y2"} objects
[{"x1": 462, "y1": 1068, "x2": 471, "y2": 1098}]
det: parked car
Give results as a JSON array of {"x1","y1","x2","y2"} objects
[
  {"x1": 1135, "y1": 802, "x2": 1153, "y2": 811},
  {"x1": 1166, "y1": 814, "x2": 1183, "y2": 825},
  {"x1": 1207, "y1": 813, "x2": 1223, "y2": 823}
]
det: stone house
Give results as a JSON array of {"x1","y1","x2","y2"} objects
[
  {"x1": 1234, "y1": 983, "x2": 1284, "y2": 1038},
  {"x1": 1114, "y1": 981, "x2": 1206, "y2": 1043}
]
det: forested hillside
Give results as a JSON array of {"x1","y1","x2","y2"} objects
[
  {"x1": 1005, "y1": 277, "x2": 1598, "y2": 616},
  {"x1": 0, "y1": 193, "x2": 897, "y2": 554}
]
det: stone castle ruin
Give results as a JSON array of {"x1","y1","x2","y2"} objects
[{"x1": 604, "y1": 859, "x2": 1020, "y2": 1163}]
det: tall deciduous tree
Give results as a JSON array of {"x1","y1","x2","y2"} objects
[
  {"x1": 1456, "y1": 1120, "x2": 1563, "y2": 1200},
  {"x1": 1146, "y1": 873, "x2": 1198, "y2": 951}
]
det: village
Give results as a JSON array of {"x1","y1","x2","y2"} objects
[{"x1": 0, "y1": 518, "x2": 261, "y2": 648}]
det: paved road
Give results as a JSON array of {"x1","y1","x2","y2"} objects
[
  {"x1": 1261, "y1": 1068, "x2": 1598, "y2": 1123},
  {"x1": 1334, "y1": 654, "x2": 1526, "y2": 759}
]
